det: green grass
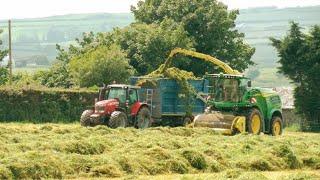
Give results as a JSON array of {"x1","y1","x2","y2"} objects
[
  {"x1": 13, "y1": 66, "x2": 49, "y2": 74},
  {"x1": 0, "y1": 123, "x2": 319, "y2": 179}
]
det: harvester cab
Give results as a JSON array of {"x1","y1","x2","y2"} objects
[{"x1": 80, "y1": 84, "x2": 152, "y2": 129}]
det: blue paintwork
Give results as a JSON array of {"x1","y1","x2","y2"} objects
[{"x1": 130, "y1": 77, "x2": 208, "y2": 117}]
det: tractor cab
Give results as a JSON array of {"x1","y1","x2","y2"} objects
[{"x1": 98, "y1": 84, "x2": 140, "y2": 108}]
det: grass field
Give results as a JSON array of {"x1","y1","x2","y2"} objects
[{"x1": 0, "y1": 123, "x2": 319, "y2": 179}]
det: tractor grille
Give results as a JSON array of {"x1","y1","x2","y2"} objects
[{"x1": 95, "y1": 106, "x2": 105, "y2": 113}]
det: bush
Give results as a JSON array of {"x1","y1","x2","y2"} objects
[
  {"x1": 0, "y1": 67, "x2": 8, "y2": 85},
  {"x1": 69, "y1": 45, "x2": 134, "y2": 87},
  {"x1": 0, "y1": 86, "x2": 96, "y2": 122}
]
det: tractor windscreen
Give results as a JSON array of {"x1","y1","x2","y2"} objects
[
  {"x1": 106, "y1": 88, "x2": 126, "y2": 103},
  {"x1": 210, "y1": 78, "x2": 240, "y2": 102}
]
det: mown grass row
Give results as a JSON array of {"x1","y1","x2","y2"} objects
[{"x1": 0, "y1": 123, "x2": 319, "y2": 179}]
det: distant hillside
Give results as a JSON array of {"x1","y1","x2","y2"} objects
[
  {"x1": 237, "y1": 6, "x2": 320, "y2": 68},
  {"x1": 0, "y1": 6, "x2": 319, "y2": 86},
  {"x1": 237, "y1": 6, "x2": 320, "y2": 87},
  {"x1": 0, "y1": 13, "x2": 134, "y2": 63}
]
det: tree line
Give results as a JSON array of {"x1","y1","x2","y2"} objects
[{"x1": 34, "y1": 0, "x2": 255, "y2": 88}]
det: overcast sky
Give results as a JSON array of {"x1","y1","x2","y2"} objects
[{"x1": 1, "y1": 0, "x2": 320, "y2": 20}]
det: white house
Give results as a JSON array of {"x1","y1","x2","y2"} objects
[{"x1": 0, "y1": 55, "x2": 15, "y2": 67}]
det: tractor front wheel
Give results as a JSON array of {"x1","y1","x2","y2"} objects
[
  {"x1": 108, "y1": 111, "x2": 128, "y2": 128},
  {"x1": 80, "y1": 110, "x2": 93, "y2": 127},
  {"x1": 246, "y1": 108, "x2": 262, "y2": 135},
  {"x1": 271, "y1": 116, "x2": 283, "y2": 136},
  {"x1": 136, "y1": 107, "x2": 152, "y2": 129}
]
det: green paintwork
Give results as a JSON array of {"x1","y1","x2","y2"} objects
[{"x1": 205, "y1": 74, "x2": 282, "y2": 133}]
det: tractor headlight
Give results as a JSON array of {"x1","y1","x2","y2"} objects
[
  {"x1": 95, "y1": 106, "x2": 105, "y2": 113},
  {"x1": 250, "y1": 97, "x2": 257, "y2": 104}
]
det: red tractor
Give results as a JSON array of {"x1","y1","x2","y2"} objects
[{"x1": 80, "y1": 84, "x2": 152, "y2": 128}]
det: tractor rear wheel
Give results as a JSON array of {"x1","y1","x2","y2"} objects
[
  {"x1": 271, "y1": 116, "x2": 283, "y2": 136},
  {"x1": 108, "y1": 111, "x2": 128, "y2": 128},
  {"x1": 80, "y1": 110, "x2": 93, "y2": 127},
  {"x1": 246, "y1": 108, "x2": 262, "y2": 135},
  {"x1": 137, "y1": 107, "x2": 152, "y2": 129}
]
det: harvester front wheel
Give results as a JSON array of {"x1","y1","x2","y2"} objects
[
  {"x1": 137, "y1": 107, "x2": 152, "y2": 129},
  {"x1": 108, "y1": 111, "x2": 128, "y2": 128},
  {"x1": 271, "y1": 116, "x2": 283, "y2": 136},
  {"x1": 246, "y1": 108, "x2": 262, "y2": 135},
  {"x1": 80, "y1": 110, "x2": 93, "y2": 127}
]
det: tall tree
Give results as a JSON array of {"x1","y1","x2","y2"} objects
[
  {"x1": 270, "y1": 22, "x2": 320, "y2": 131},
  {"x1": 132, "y1": 0, "x2": 255, "y2": 74},
  {"x1": 106, "y1": 20, "x2": 194, "y2": 75}
]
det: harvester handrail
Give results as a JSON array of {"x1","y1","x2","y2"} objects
[{"x1": 161, "y1": 48, "x2": 241, "y2": 75}]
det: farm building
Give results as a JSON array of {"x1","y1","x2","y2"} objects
[
  {"x1": 272, "y1": 87, "x2": 301, "y2": 126},
  {"x1": 0, "y1": 55, "x2": 15, "y2": 67},
  {"x1": 272, "y1": 87, "x2": 320, "y2": 131}
]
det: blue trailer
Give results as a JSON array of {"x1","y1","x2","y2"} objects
[{"x1": 130, "y1": 77, "x2": 208, "y2": 126}]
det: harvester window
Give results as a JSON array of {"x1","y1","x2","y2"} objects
[
  {"x1": 223, "y1": 79, "x2": 240, "y2": 102},
  {"x1": 211, "y1": 78, "x2": 239, "y2": 102}
]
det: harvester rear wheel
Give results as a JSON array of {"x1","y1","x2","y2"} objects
[
  {"x1": 80, "y1": 110, "x2": 93, "y2": 127},
  {"x1": 271, "y1": 116, "x2": 283, "y2": 136},
  {"x1": 246, "y1": 108, "x2": 262, "y2": 135},
  {"x1": 108, "y1": 111, "x2": 128, "y2": 128},
  {"x1": 137, "y1": 107, "x2": 152, "y2": 129}
]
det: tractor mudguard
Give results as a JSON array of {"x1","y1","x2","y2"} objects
[{"x1": 130, "y1": 102, "x2": 149, "y2": 116}]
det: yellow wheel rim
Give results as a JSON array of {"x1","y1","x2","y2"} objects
[
  {"x1": 273, "y1": 121, "x2": 281, "y2": 136},
  {"x1": 251, "y1": 114, "x2": 261, "y2": 134}
]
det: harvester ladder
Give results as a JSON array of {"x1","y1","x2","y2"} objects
[{"x1": 146, "y1": 89, "x2": 153, "y2": 113}]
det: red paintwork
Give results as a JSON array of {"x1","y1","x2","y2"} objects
[
  {"x1": 130, "y1": 102, "x2": 148, "y2": 116},
  {"x1": 94, "y1": 98, "x2": 147, "y2": 117},
  {"x1": 95, "y1": 99, "x2": 119, "y2": 115}
]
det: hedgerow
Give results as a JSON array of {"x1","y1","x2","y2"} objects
[{"x1": 0, "y1": 86, "x2": 96, "y2": 122}]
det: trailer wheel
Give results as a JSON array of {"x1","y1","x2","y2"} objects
[
  {"x1": 108, "y1": 111, "x2": 128, "y2": 128},
  {"x1": 271, "y1": 116, "x2": 283, "y2": 136},
  {"x1": 80, "y1": 110, "x2": 93, "y2": 127},
  {"x1": 246, "y1": 108, "x2": 262, "y2": 135},
  {"x1": 183, "y1": 116, "x2": 193, "y2": 127},
  {"x1": 137, "y1": 107, "x2": 152, "y2": 129}
]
